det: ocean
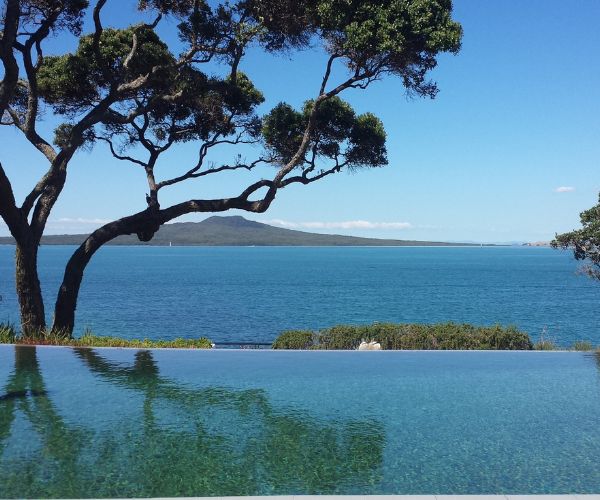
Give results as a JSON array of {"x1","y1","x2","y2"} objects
[{"x1": 0, "y1": 245, "x2": 598, "y2": 345}]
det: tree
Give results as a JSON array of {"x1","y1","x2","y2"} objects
[
  {"x1": 0, "y1": 0, "x2": 462, "y2": 337},
  {"x1": 551, "y1": 193, "x2": 600, "y2": 280}
]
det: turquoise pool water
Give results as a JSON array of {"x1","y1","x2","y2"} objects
[{"x1": 1, "y1": 346, "x2": 600, "y2": 497}]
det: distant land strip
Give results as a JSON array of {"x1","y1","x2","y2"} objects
[{"x1": 0, "y1": 215, "x2": 488, "y2": 247}]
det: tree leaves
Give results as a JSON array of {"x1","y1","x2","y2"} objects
[
  {"x1": 37, "y1": 25, "x2": 174, "y2": 113},
  {"x1": 263, "y1": 96, "x2": 387, "y2": 169},
  {"x1": 552, "y1": 193, "x2": 600, "y2": 280},
  {"x1": 316, "y1": 0, "x2": 462, "y2": 97}
]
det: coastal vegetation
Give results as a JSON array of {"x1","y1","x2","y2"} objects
[
  {"x1": 272, "y1": 323, "x2": 533, "y2": 350},
  {"x1": 272, "y1": 322, "x2": 600, "y2": 351},
  {"x1": 0, "y1": 0, "x2": 462, "y2": 339},
  {"x1": 2, "y1": 321, "x2": 598, "y2": 351},
  {"x1": 0, "y1": 324, "x2": 212, "y2": 348},
  {"x1": 552, "y1": 192, "x2": 600, "y2": 281}
]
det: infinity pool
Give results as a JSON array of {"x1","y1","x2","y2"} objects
[{"x1": 1, "y1": 346, "x2": 599, "y2": 497}]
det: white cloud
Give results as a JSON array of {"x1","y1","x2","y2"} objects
[
  {"x1": 554, "y1": 186, "x2": 575, "y2": 193},
  {"x1": 56, "y1": 217, "x2": 113, "y2": 224},
  {"x1": 264, "y1": 219, "x2": 412, "y2": 230}
]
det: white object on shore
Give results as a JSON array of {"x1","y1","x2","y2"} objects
[{"x1": 358, "y1": 340, "x2": 381, "y2": 351}]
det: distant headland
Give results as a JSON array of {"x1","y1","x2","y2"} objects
[{"x1": 0, "y1": 216, "x2": 486, "y2": 247}]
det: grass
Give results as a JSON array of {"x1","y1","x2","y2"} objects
[
  {"x1": 0, "y1": 322, "x2": 16, "y2": 344},
  {"x1": 533, "y1": 339, "x2": 558, "y2": 351},
  {"x1": 0, "y1": 325, "x2": 213, "y2": 349},
  {"x1": 571, "y1": 340, "x2": 594, "y2": 351}
]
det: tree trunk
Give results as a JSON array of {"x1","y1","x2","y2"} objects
[
  {"x1": 15, "y1": 242, "x2": 46, "y2": 337},
  {"x1": 52, "y1": 246, "x2": 88, "y2": 336},
  {"x1": 52, "y1": 209, "x2": 162, "y2": 336}
]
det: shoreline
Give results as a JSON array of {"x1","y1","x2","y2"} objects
[{"x1": 0, "y1": 343, "x2": 587, "y2": 353}]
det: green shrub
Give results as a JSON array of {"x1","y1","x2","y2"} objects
[
  {"x1": 272, "y1": 322, "x2": 533, "y2": 350},
  {"x1": 272, "y1": 330, "x2": 315, "y2": 349},
  {"x1": 571, "y1": 340, "x2": 594, "y2": 351},
  {"x1": 317, "y1": 325, "x2": 366, "y2": 349}
]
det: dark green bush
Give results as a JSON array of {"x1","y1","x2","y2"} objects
[
  {"x1": 273, "y1": 322, "x2": 533, "y2": 350},
  {"x1": 271, "y1": 330, "x2": 315, "y2": 349}
]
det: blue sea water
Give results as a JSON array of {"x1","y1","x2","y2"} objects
[
  {"x1": 1, "y1": 346, "x2": 600, "y2": 496},
  {"x1": 0, "y1": 245, "x2": 599, "y2": 345}
]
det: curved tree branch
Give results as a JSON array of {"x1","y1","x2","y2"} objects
[
  {"x1": 0, "y1": 0, "x2": 20, "y2": 115},
  {"x1": 0, "y1": 162, "x2": 27, "y2": 241}
]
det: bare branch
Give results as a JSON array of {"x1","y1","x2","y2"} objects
[
  {"x1": 96, "y1": 136, "x2": 148, "y2": 167},
  {"x1": 158, "y1": 158, "x2": 268, "y2": 190},
  {"x1": 281, "y1": 162, "x2": 345, "y2": 187},
  {"x1": 122, "y1": 33, "x2": 139, "y2": 71},
  {"x1": 0, "y1": 0, "x2": 21, "y2": 115},
  {"x1": 146, "y1": 13, "x2": 162, "y2": 29},
  {"x1": 29, "y1": 155, "x2": 68, "y2": 239},
  {"x1": 0, "y1": 161, "x2": 27, "y2": 241},
  {"x1": 92, "y1": 0, "x2": 108, "y2": 58},
  {"x1": 320, "y1": 54, "x2": 339, "y2": 94},
  {"x1": 7, "y1": 106, "x2": 57, "y2": 162}
]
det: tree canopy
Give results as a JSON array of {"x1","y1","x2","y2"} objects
[{"x1": 552, "y1": 193, "x2": 600, "y2": 280}]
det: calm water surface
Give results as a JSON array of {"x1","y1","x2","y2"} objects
[
  {"x1": 0, "y1": 346, "x2": 600, "y2": 497},
  {"x1": 0, "y1": 245, "x2": 599, "y2": 345}
]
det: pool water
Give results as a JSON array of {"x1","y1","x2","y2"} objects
[{"x1": 1, "y1": 346, "x2": 599, "y2": 497}]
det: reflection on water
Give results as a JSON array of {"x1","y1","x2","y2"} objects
[
  {"x1": 3, "y1": 347, "x2": 600, "y2": 497},
  {"x1": 0, "y1": 346, "x2": 384, "y2": 498}
]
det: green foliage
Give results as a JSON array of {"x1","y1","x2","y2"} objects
[
  {"x1": 249, "y1": 0, "x2": 463, "y2": 95},
  {"x1": 38, "y1": 25, "x2": 174, "y2": 112},
  {"x1": 261, "y1": 102, "x2": 305, "y2": 162},
  {"x1": 20, "y1": 1, "x2": 89, "y2": 36},
  {"x1": 103, "y1": 68, "x2": 265, "y2": 148},
  {"x1": 29, "y1": 0, "x2": 461, "y2": 162},
  {"x1": 273, "y1": 322, "x2": 533, "y2": 350},
  {"x1": 139, "y1": 0, "x2": 197, "y2": 15},
  {"x1": 271, "y1": 330, "x2": 315, "y2": 349},
  {"x1": 316, "y1": 0, "x2": 463, "y2": 97},
  {"x1": 263, "y1": 96, "x2": 387, "y2": 167},
  {"x1": 243, "y1": 0, "x2": 316, "y2": 51},
  {"x1": 0, "y1": 323, "x2": 16, "y2": 344},
  {"x1": 552, "y1": 192, "x2": 600, "y2": 280},
  {"x1": 0, "y1": 328, "x2": 213, "y2": 349},
  {"x1": 347, "y1": 112, "x2": 387, "y2": 167}
]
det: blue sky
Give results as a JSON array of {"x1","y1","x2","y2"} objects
[{"x1": 1, "y1": 0, "x2": 599, "y2": 242}]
